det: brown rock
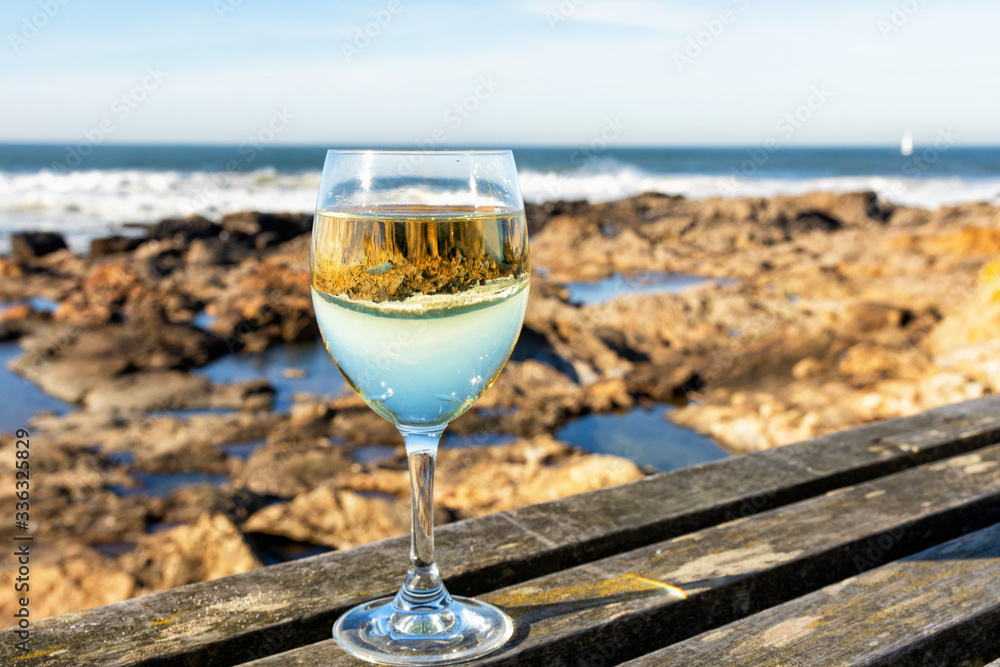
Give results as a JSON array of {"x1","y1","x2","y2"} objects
[
  {"x1": 0, "y1": 543, "x2": 134, "y2": 624},
  {"x1": 11, "y1": 231, "x2": 68, "y2": 260},
  {"x1": 148, "y1": 215, "x2": 222, "y2": 243},
  {"x1": 243, "y1": 485, "x2": 411, "y2": 549},
  {"x1": 928, "y1": 265, "x2": 1000, "y2": 355},
  {"x1": 10, "y1": 321, "x2": 227, "y2": 403},
  {"x1": 89, "y1": 235, "x2": 144, "y2": 256},
  {"x1": 83, "y1": 371, "x2": 274, "y2": 413},
  {"x1": 841, "y1": 302, "x2": 911, "y2": 334},
  {"x1": 584, "y1": 377, "x2": 635, "y2": 412},
  {"x1": 237, "y1": 437, "x2": 354, "y2": 497},
  {"x1": 220, "y1": 211, "x2": 312, "y2": 244},
  {"x1": 791, "y1": 356, "x2": 826, "y2": 380},
  {"x1": 121, "y1": 513, "x2": 262, "y2": 593},
  {"x1": 837, "y1": 342, "x2": 901, "y2": 384},
  {"x1": 0, "y1": 257, "x2": 24, "y2": 277}
]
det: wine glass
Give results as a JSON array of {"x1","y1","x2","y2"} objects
[{"x1": 311, "y1": 149, "x2": 529, "y2": 664}]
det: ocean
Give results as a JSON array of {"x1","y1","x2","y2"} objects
[{"x1": 2, "y1": 144, "x2": 999, "y2": 253}]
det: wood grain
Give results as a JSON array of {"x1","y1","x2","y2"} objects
[
  {"x1": 622, "y1": 522, "x2": 1000, "y2": 667},
  {"x1": 244, "y1": 442, "x2": 1000, "y2": 666},
  {"x1": 5, "y1": 395, "x2": 1000, "y2": 667}
]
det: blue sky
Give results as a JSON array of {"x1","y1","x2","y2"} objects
[{"x1": 2, "y1": 0, "x2": 998, "y2": 146}]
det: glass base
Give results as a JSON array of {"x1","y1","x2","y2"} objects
[{"x1": 333, "y1": 595, "x2": 514, "y2": 665}]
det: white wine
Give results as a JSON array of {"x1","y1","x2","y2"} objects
[{"x1": 311, "y1": 208, "x2": 529, "y2": 427}]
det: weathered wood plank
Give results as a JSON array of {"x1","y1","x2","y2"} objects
[
  {"x1": 6, "y1": 396, "x2": 1000, "y2": 667},
  {"x1": 622, "y1": 522, "x2": 1000, "y2": 667},
  {"x1": 242, "y1": 443, "x2": 1000, "y2": 667},
  {"x1": 884, "y1": 395, "x2": 1000, "y2": 463}
]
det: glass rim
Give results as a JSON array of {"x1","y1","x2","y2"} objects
[{"x1": 325, "y1": 148, "x2": 513, "y2": 156}]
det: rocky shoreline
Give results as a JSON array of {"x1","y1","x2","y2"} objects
[{"x1": 2, "y1": 191, "x2": 999, "y2": 624}]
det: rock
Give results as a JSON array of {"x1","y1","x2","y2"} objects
[
  {"x1": 770, "y1": 191, "x2": 889, "y2": 227},
  {"x1": 0, "y1": 543, "x2": 134, "y2": 622},
  {"x1": 220, "y1": 211, "x2": 312, "y2": 244},
  {"x1": 840, "y1": 302, "x2": 912, "y2": 334},
  {"x1": 147, "y1": 215, "x2": 222, "y2": 243},
  {"x1": 10, "y1": 321, "x2": 227, "y2": 404},
  {"x1": 237, "y1": 437, "x2": 354, "y2": 497},
  {"x1": 11, "y1": 231, "x2": 68, "y2": 260},
  {"x1": 626, "y1": 362, "x2": 702, "y2": 402},
  {"x1": 928, "y1": 262, "x2": 1000, "y2": 355},
  {"x1": 186, "y1": 237, "x2": 252, "y2": 266},
  {"x1": 0, "y1": 303, "x2": 51, "y2": 341},
  {"x1": 791, "y1": 356, "x2": 826, "y2": 380},
  {"x1": 434, "y1": 436, "x2": 644, "y2": 517},
  {"x1": 782, "y1": 210, "x2": 842, "y2": 235},
  {"x1": 209, "y1": 251, "x2": 318, "y2": 352},
  {"x1": 837, "y1": 342, "x2": 901, "y2": 385},
  {"x1": 0, "y1": 257, "x2": 23, "y2": 276},
  {"x1": 917, "y1": 371, "x2": 987, "y2": 407},
  {"x1": 0, "y1": 439, "x2": 148, "y2": 545},
  {"x1": 243, "y1": 485, "x2": 412, "y2": 549},
  {"x1": 584, "y1": 377, "x2": 635, "y2": 412},
  {"x1": 121, "y1": 513, "x2": 262, "y2": 593},
  {"x1": 160, "y1": 484, "x2": 268, "y2": 526},
  {"x1": 243, "y1": 436, "x2": 645, "y2": 547},
  {"x1": 89, "y1": 235, "x2": 144, "y2": 256},
  {"x1": 83, "y1": 371, "x2": 274, "y2": 413}
]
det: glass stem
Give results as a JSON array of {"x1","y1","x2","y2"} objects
[{"x1": 394, "y1": 426, "x2": 452, "y2": 614}]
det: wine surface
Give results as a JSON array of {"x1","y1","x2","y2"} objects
[{"x1": 311, "y1": 208, "x2": 529, "y2": 426}]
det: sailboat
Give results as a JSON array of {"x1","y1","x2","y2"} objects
[{"x1": 900, "y1": 132, "x2": 914, "y2": 156}]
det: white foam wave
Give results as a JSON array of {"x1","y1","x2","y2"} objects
[
  {"x1": 2, "y1": 164, "x2": 999, "y2": 254},
  {"x1": 518, "y1": 162, "x2": 1000, "y2": 209},
  {"x1": 0, "y1": 168, "x2": 320, "y2": 253}
]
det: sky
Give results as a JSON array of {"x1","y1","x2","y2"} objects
[{"x1": 1, "y1": 0, "x2": 998, "y2": 146}]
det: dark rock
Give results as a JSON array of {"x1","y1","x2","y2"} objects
[
  {"x1": 594, "y1": 325, "x2": 650, "y2": 362},
  {"x1": 186, "y1": 237, "x2": 252, "y2": 266},
  {"x1": 220, "y1": 211, "x2": 312, "y2": 244},
  {"x1": 160, "y1": 485, "x2": 270, "y2": 526},
  {"x1": 148, "y1": 216, "x2": 222, "y2": 243},
  {"x1": 254, "y1": 231, "x2": 281, "y2": 249},
  {"x1": 626, "y1": 362, "x2": 702, "y2": 401},
  {"x1": 509, "y1": 325, "x2": 580, "y2": 381},
  {"x1": 525, "y1": 200, "x2": 591, "y2": 236},
  {"x1": 237, "y1": 438, "x2": 354, "y2": 498},
  {"x1": 782, "y1": 210, "x2": 843, "y2": 235},
  {"x1": 89, "y1": 236, "x2": 144, "y2": 256},
  {"x1": 9, "y1": 321, "x2": 228, "y2": 403},
  {"x1": 11, "y1": 232, "x2": 68, "y2": 260},
  {"x1": 0, "y1": 303, "x2": 51, "y2": 341}
]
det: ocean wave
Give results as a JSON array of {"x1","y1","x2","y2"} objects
[
  {"x1": 518, "y1": 160, "x2": 1000, "y2": 209},
  {"x1": 0, "y1": 168, "x2": 320, "y2": 252},
  {"x1": 2, "y1": 164, "x2": 999, "y2": 253}
]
